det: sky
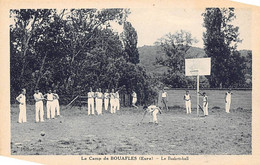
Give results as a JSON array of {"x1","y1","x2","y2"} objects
[{"x1": 114, "y1": 8, "x2": 252, "y2": 50}]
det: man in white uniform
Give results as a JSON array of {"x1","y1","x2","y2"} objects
[
  {"x1": 16, "y1": 88, "x2": 27, "y2": 123},
  {"x1": 44, "y1": 89, "x2": 55, "y2": 119},
  {"x1": 88, "y1": 87, "x2": 95, "y2": 115},
  {"x1": 142, "y1": 105, "x2": 162, "y2": 124},
  {"x1": 33, "y1": 89, "x2": 44, "y2": 122},
  {"x1": 184, "y1": 90, "x2": 191, "y2": 114},
  {"x1": 115, "y1": 90, "x2": 120, "y2": 111},
  {"x1": 96, "y1": 88, "x2": 103, "y2": 115},
  {"x1": 132, "y1": 91, "x2": 138, "y2": 108},
  {"x1": 199, "y1": 92, "x2": 208, "y2": 116},
  {"x1": 225, "y1": 89, "x2": 232, "y2": 113},
  {"x1": 53, "y1": 90, "x2": 60, "y2": 117},
  {"x1": 110, "y1": 89, "x2": 116, "y2": 113},
  {"x1": 104, "y1": 89, "x2": 110, "y2": 111},
  {"x1": 161, "y1": 88, "x2": 168, "y2": 111}
]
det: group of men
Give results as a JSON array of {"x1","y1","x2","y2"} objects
[
  {"x1": 16, "y1": 88, "x2": 60, "y2": 123},
  {"x1": 185, "y1": 89, "x2": 232, "y2": 116},
  {"x1": 159, "y1": 88, "x2": 232, "y2": 117},
  {"x1": 87, "y1": 88, "x2": 138, "y2": 115},
  {"x1": 15, "y1": 87, "x2": 232, "y2": 124}
]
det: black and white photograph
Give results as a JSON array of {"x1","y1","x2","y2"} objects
[{"x1": 2, "y1": 0, "x2": 260, "y2": 164}]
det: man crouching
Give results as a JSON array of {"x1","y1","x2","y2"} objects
[{"x1": 141, "y1": 105, "x2": 162, "y2": 125}]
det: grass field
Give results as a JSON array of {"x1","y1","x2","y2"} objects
[
  {"x1": 11, "y1": 90, "x2": 252, "y2": 155},
  {"x1": 165, "y1": 89, "x2": 252, "y2": 109}
]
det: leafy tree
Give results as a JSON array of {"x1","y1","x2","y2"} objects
[
  {"x1": 10, "y1": 8, "x2": 157, "y2": 105},
  {"x1": 121, "y1": 21, "x2": 140, "y2": 64},
  {"x1": 202, "y1": 8, "x2": 245, "y2": 88},
  {"x1": 155, "y1": 30, "x2": 198, "y2": 88}
]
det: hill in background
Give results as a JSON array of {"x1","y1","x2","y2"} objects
[{"x1": 138, "y1": 45, "x2": 251, "y2": 76}]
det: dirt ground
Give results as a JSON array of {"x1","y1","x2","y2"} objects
[{"x1": 11, "y1": 104, "x2": 251, "y2": 155}]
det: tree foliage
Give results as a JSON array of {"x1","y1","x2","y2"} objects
[
  {"x1": 121, "y1": 21, "x2": 140, "y2": 64},
  {"x1": 10, "y1": 9, "x2": 156, "y2": 104},
  {"x1": 154, "y1": 30, "x2": 203, "y2": 88},
  {"x1": 202, "y1": 8, "x2": 247, "y2": 88}
]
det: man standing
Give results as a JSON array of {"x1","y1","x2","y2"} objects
[
  {"x1": 132, "y1": 91, "x2": 138, "y2": 108},
  {"x1": 53, "y1": 89, "x2": 60, "y2": 117},
  {"x1": 184, "y1": 90, "x2": 191, "y2": 114},
  {"x1": 33, "y1": 89, "x2": 44, "y2": 122},
  {"x1": 225, "y1": 89, "x2": 232, "y2": 113},
  {"x1": 88, "y1": 87, "x2": 95, "y2": 115},
  {"x1": 115, "y1": 90, "x2": 120, "y2": 111},
  {"x1": 44, "y1": 89, "x2": 55, "y2": 119},
  {"x1": 16, "y1": 88, "x2": 27, "y2": 123},
  {"x1": 199, "y1": 92, "x2": 208, "y2": 116},
  {"x1": 96, "y1": 88, "x2": 103, "y2": 115},
  {"x1": 104, "y1": 89, "x2": 110, "y2": 111},
  {"x1": 161, "y1": 88, "x2": 169, "y2": 111},
  {"x1": 110, "y1": 89, "x2": 116, "y2": 113}
]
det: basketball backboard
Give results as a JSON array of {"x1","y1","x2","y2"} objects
[{"x1": 185, "y1": 58, "x2": 211, "y2": 76}]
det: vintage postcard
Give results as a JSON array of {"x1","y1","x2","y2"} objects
[{"x1": 0, "y1": 0, "x2": 260, "y2": 164}]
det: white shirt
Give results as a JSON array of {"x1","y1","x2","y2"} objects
[
  {"x1": 47, "y1": 93, "x2": 54, "y2": 101},
  {"x1": 147, "y1": 105, "x2": 158, "y2": 113},
  {"x1": 34, "y1": 93, "x2": 43, "y2": 102},
  {"x1": 104, "y1": 93, "x2": 109, "y2": 99},
  {"x1": 226, "y1": 92, "x2": 231, "y2": 101},
  {"x1": 115, "y1": 92, "x2": 119, "y2": 99},
  {"x1": 162, "y1": 92, "x2": 167, "y2": 98},
  {"x1": 53, "y1": 93, "x2": 59, "y2": 100},
  {"x1": 17, "y1": 94, "x2": 26, "y2": 104},
  {"x1": 88, "y1": 92, "x2": 95, "y2": 99},
  {"x1": 110, "y1": 93, "x2": 116, "y2": 99},
  {"x1": 132, "y1": 92, "x2": 137, "y2": 98},
  {"x1": 96, "y1": 92, "x2": 103, "y2": 99},
  {"x1": 203, "y1": 96, "x2": 208, "y2": 102},
  {"x1": 184, "y1": 94, "x2": 190, "y2": 101}
]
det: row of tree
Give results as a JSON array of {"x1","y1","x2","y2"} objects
[
  {"x1": 10, "y1": 8, "x2": 251, "y2": 105},
  {"x1": 10, "y1": 9, "x2": 157, "y2": 105},
  {"x1": 154, "y1": 8, "x2": 251, "y2": 89}
]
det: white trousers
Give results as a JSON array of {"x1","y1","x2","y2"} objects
[
  {"x1": 132, "y1": 98, "x2": 137, "y2": 104},
  {"x1": 115, "y1": 99, "x2": 120, "y2": 111},
  {"x1": 18, "y1": 104, "x2": 27, "y2": 123},
  {"x1": 152, "y1": 109, "x2": 159, "y2": 123},
  {"x1": 203, "y1": 102, "x2": 208, "y2": 116},
  {"x1": 225, "y1": 100, "x2": 231, "y2": 113},
  {"x1": 53, "y1": 99, "x2": 60, "y2": 116},
  {"x1": 96, "y1": 98, "x2": 102, "y2": 115},
  {"x1": 88, "y1": 98, "x2": 94, "y2": 115},
  {"x1": 104, "y1": 98, "x2": 109, "y2": 111},
  {"x1": 47, "y1": 101, "x2": 55, "y2": 119},
  {"x1": 185, "y1": 100, "x2": 191, "y2": 114},
  {"x1": 110, "y1": 99, "x2": 116, "y2": 113},
  {"x1": 35, "y1": 101, "x2": 44, "y2": 122}
]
